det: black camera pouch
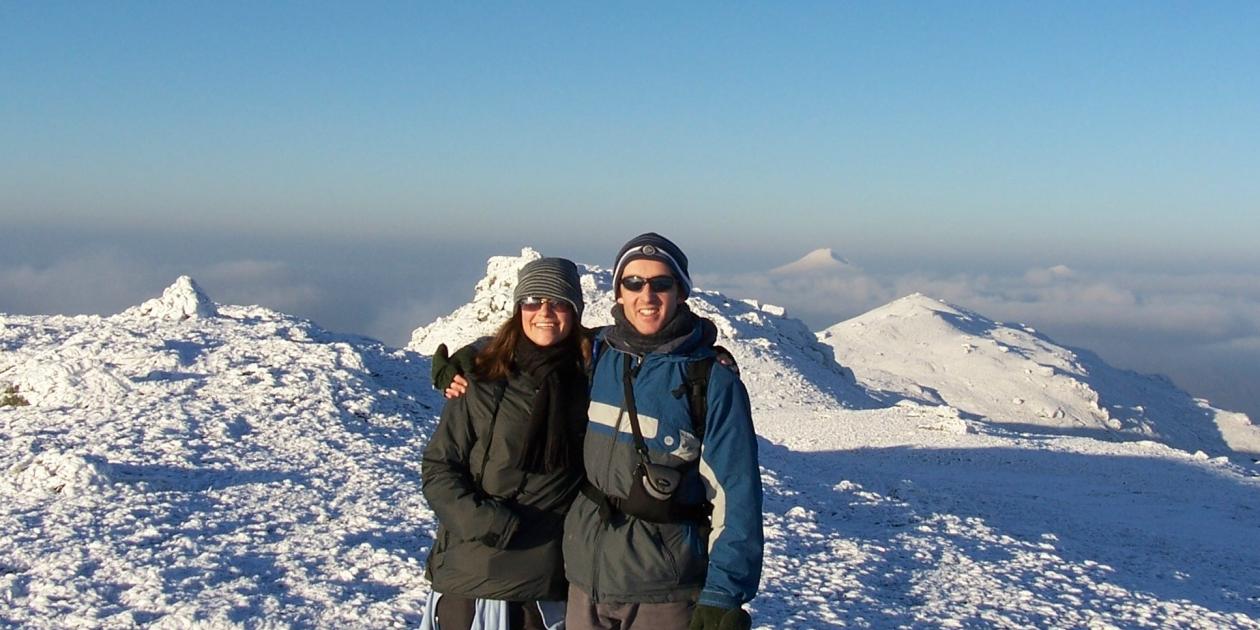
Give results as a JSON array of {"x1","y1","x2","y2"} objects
[{"x1": 618, "y1": 462, "x2": 681, "y2": 523}]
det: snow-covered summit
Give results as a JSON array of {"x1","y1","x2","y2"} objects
[
  {"x1": 0, "y1": 282, "x2": 443, "y2": 626},
  {"x1": 4, "y1": 271, "x2": 1260, "y2": 627},
  {"x1": 769, "y1": 247, "x2": 857, "y2": 275},
  {"x1": 819, "y1": 292, "x2": 1260, "y2": 457},
  {"x1": 125, "y1": 275, "x2": 218, "y2": 321}
]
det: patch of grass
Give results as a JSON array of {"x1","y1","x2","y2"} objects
[{"x1": 1, "y1": 384, "x2": 29, "y2": 407}]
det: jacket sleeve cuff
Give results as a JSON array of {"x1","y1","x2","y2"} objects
[
  {"x1": 481, "y1": 503, "x2": 520, "y2": 549},
  {"x1": 697, "y1": 589, "x2": 741, "y2": 609}
]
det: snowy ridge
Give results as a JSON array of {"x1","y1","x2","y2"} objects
[
  {"x1": 818, "y1": 293, "x2": 1260, "y2": 457},
  {"x1": 3, "y1": 270, "x2": 1260, "y2": 627}
]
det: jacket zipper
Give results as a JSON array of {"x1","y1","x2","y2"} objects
[
  {"x1": 476, "y1": 382, "x2": 507, "y2": 485},
  {"x1": 589, "y1": 516, "x2": 604, "y2": 602}
]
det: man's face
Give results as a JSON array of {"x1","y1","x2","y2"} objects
[{"x1": 617, "y1": 258, "x2": 681, "y2": 336}]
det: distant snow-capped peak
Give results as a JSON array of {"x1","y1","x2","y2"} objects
[
  {"x1": 125, "y1": 275, "x2": 218, "y2": 321},
  {"x1": 770, "y1": 248, "x2": 857, "y2": 275}
]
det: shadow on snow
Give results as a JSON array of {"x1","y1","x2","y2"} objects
[{"x1": 755, "y1": 439, "x2": 1260, "y2": 627}]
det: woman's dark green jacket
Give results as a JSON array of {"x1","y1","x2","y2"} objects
[{"x1": 422, "y1": 370, "x2": 587, "y2": 601}]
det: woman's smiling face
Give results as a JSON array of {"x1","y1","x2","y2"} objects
[{"x1": 519, "y1": 298, "x2": 575, "y2": 347}]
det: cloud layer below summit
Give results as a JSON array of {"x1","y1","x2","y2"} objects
[
  {"x1": 2, "y1": 229, "x2": 1257, "y2": 423},
  {"x1": 700, "y1": 252, "x2": 1260, "y2": 423}
]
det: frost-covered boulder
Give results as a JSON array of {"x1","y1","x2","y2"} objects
[
  {"x1": 4, "y1": 451, "x2": 111, "y2": 496},
  {"x1": 407, "y1": 247, "x2": 616, "y2": 354},
  {"x1": 127, "y1": 276, "x2": 218, "y2": 321},
  {"x1": 407, "y1": 248, "x2": 544, "y2": 353}
]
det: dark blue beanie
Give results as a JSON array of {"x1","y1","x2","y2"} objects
[{"x1": 612, "y1": 232, "x2": 692, "y2": 298}]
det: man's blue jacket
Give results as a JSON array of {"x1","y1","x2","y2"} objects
[{"x1": 563, "y1": 319, "x2": 764, "y2": 609}]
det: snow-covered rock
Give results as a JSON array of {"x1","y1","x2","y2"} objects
[
  {"x1": 407, "y1": 248, "x2": 545, "y2": 353},
  {"x1": 126, "y1": 275, "x2": 218, "y2": 321},
  {"x1": 5, "y1": 451, "x2": 111, "y2": 496}
]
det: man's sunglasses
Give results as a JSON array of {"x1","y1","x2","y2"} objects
[
  {"x1": 619, "y1": 275, "x2": 676, "y2": 293},
  {"x1": 518, "y1": 296, "x2": 574, "y2": 314}
]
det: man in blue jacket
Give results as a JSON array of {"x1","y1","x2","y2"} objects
[{"x1": 563, "y1": 233, "x2": 763, "y2": 630}]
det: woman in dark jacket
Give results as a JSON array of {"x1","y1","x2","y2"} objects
[{"x1": 422, "y1": 258, "x2": 591, "y2": 630}]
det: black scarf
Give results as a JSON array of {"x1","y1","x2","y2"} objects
[
  {"x1": 606, "y1": 303, "x2": 713, "y2": 356},
  {"x1": 514, "y1": 336, "x2": 588, "y2": 474}
]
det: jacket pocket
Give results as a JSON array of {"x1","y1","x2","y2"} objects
[
  {"x1": 650, "y1": 524, "x2": 682, "y2": 584},
  {"x1": 427, "y1": 529, "x2": 450, "y2": 572},
  {"x1": 664, "y1": 522, "x2": 707, "y2": 586},
  {"x1": 616, "y1": 520, "x2": 695, "y2": 590},
  {"x1": 562, "y1": 494, "x2": 600, "y2": 588}
]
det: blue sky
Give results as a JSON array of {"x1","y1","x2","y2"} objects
[
  {"x1": 4, "y1": 2, "x2": 1258, "y2": 265},
  {"x1": 2, "y1": 3, "x2": 1259, "y2": 418}
]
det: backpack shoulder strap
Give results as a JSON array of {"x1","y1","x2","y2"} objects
[
  {"x1": 677, "y1": 345, "x2": 738, "y2": 442},
  {"x1": 683, "y1": 356, "x2": 714, "y2": 441},
  {"x1": 712, "y1": 344, "x2": 739, "y2": 377}
]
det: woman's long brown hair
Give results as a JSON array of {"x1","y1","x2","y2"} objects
[{"x1": 474, "y1": 309, "x2": 592, "y2": 381}]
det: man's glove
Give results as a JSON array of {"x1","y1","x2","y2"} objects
[
  {"x1": 689, "y1": 604, "x2": 751, "y2": 630},
  {"x1": 430, "y1": 343, "x2": 477, "y2": 391}
]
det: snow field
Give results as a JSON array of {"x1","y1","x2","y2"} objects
[
  {"x1": 3, "y1": 258, "x2": 1259, "y2": 628},
  {"x1": 751, "y1": 404, "x2": 1260, "y2": 628},
  {"x1": 2, "y1": 302, "x2": 443, "y2": 627}
]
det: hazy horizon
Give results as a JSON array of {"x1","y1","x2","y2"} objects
[
  {"x1": 2, "y1": 223, "x2": 1256, "y2": 426},
  {"x1": 3, "y1": 5, "x2": 1257, "y2": 423}
]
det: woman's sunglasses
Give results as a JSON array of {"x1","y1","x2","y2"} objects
[
  {"x1": 619, "y1": 275, "x2": 676, "y2": 293},
  {"x1": 518, "y1": 296, "x2": 574, "y2": 314}
]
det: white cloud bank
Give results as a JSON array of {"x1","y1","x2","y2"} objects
[
  {"x1": 0, "y1": 252, "x2": 322, "y2": 323},
  {"x1": 0, "y1": 248, "x2": 461, "y2": 348},
  {"x1": 4, "y1": 245, "x2": 1256, "y2": 421}
]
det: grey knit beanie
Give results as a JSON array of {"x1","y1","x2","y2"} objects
[{"x1": 513, "y1": 257, "x2": 584, "y2": 317}]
